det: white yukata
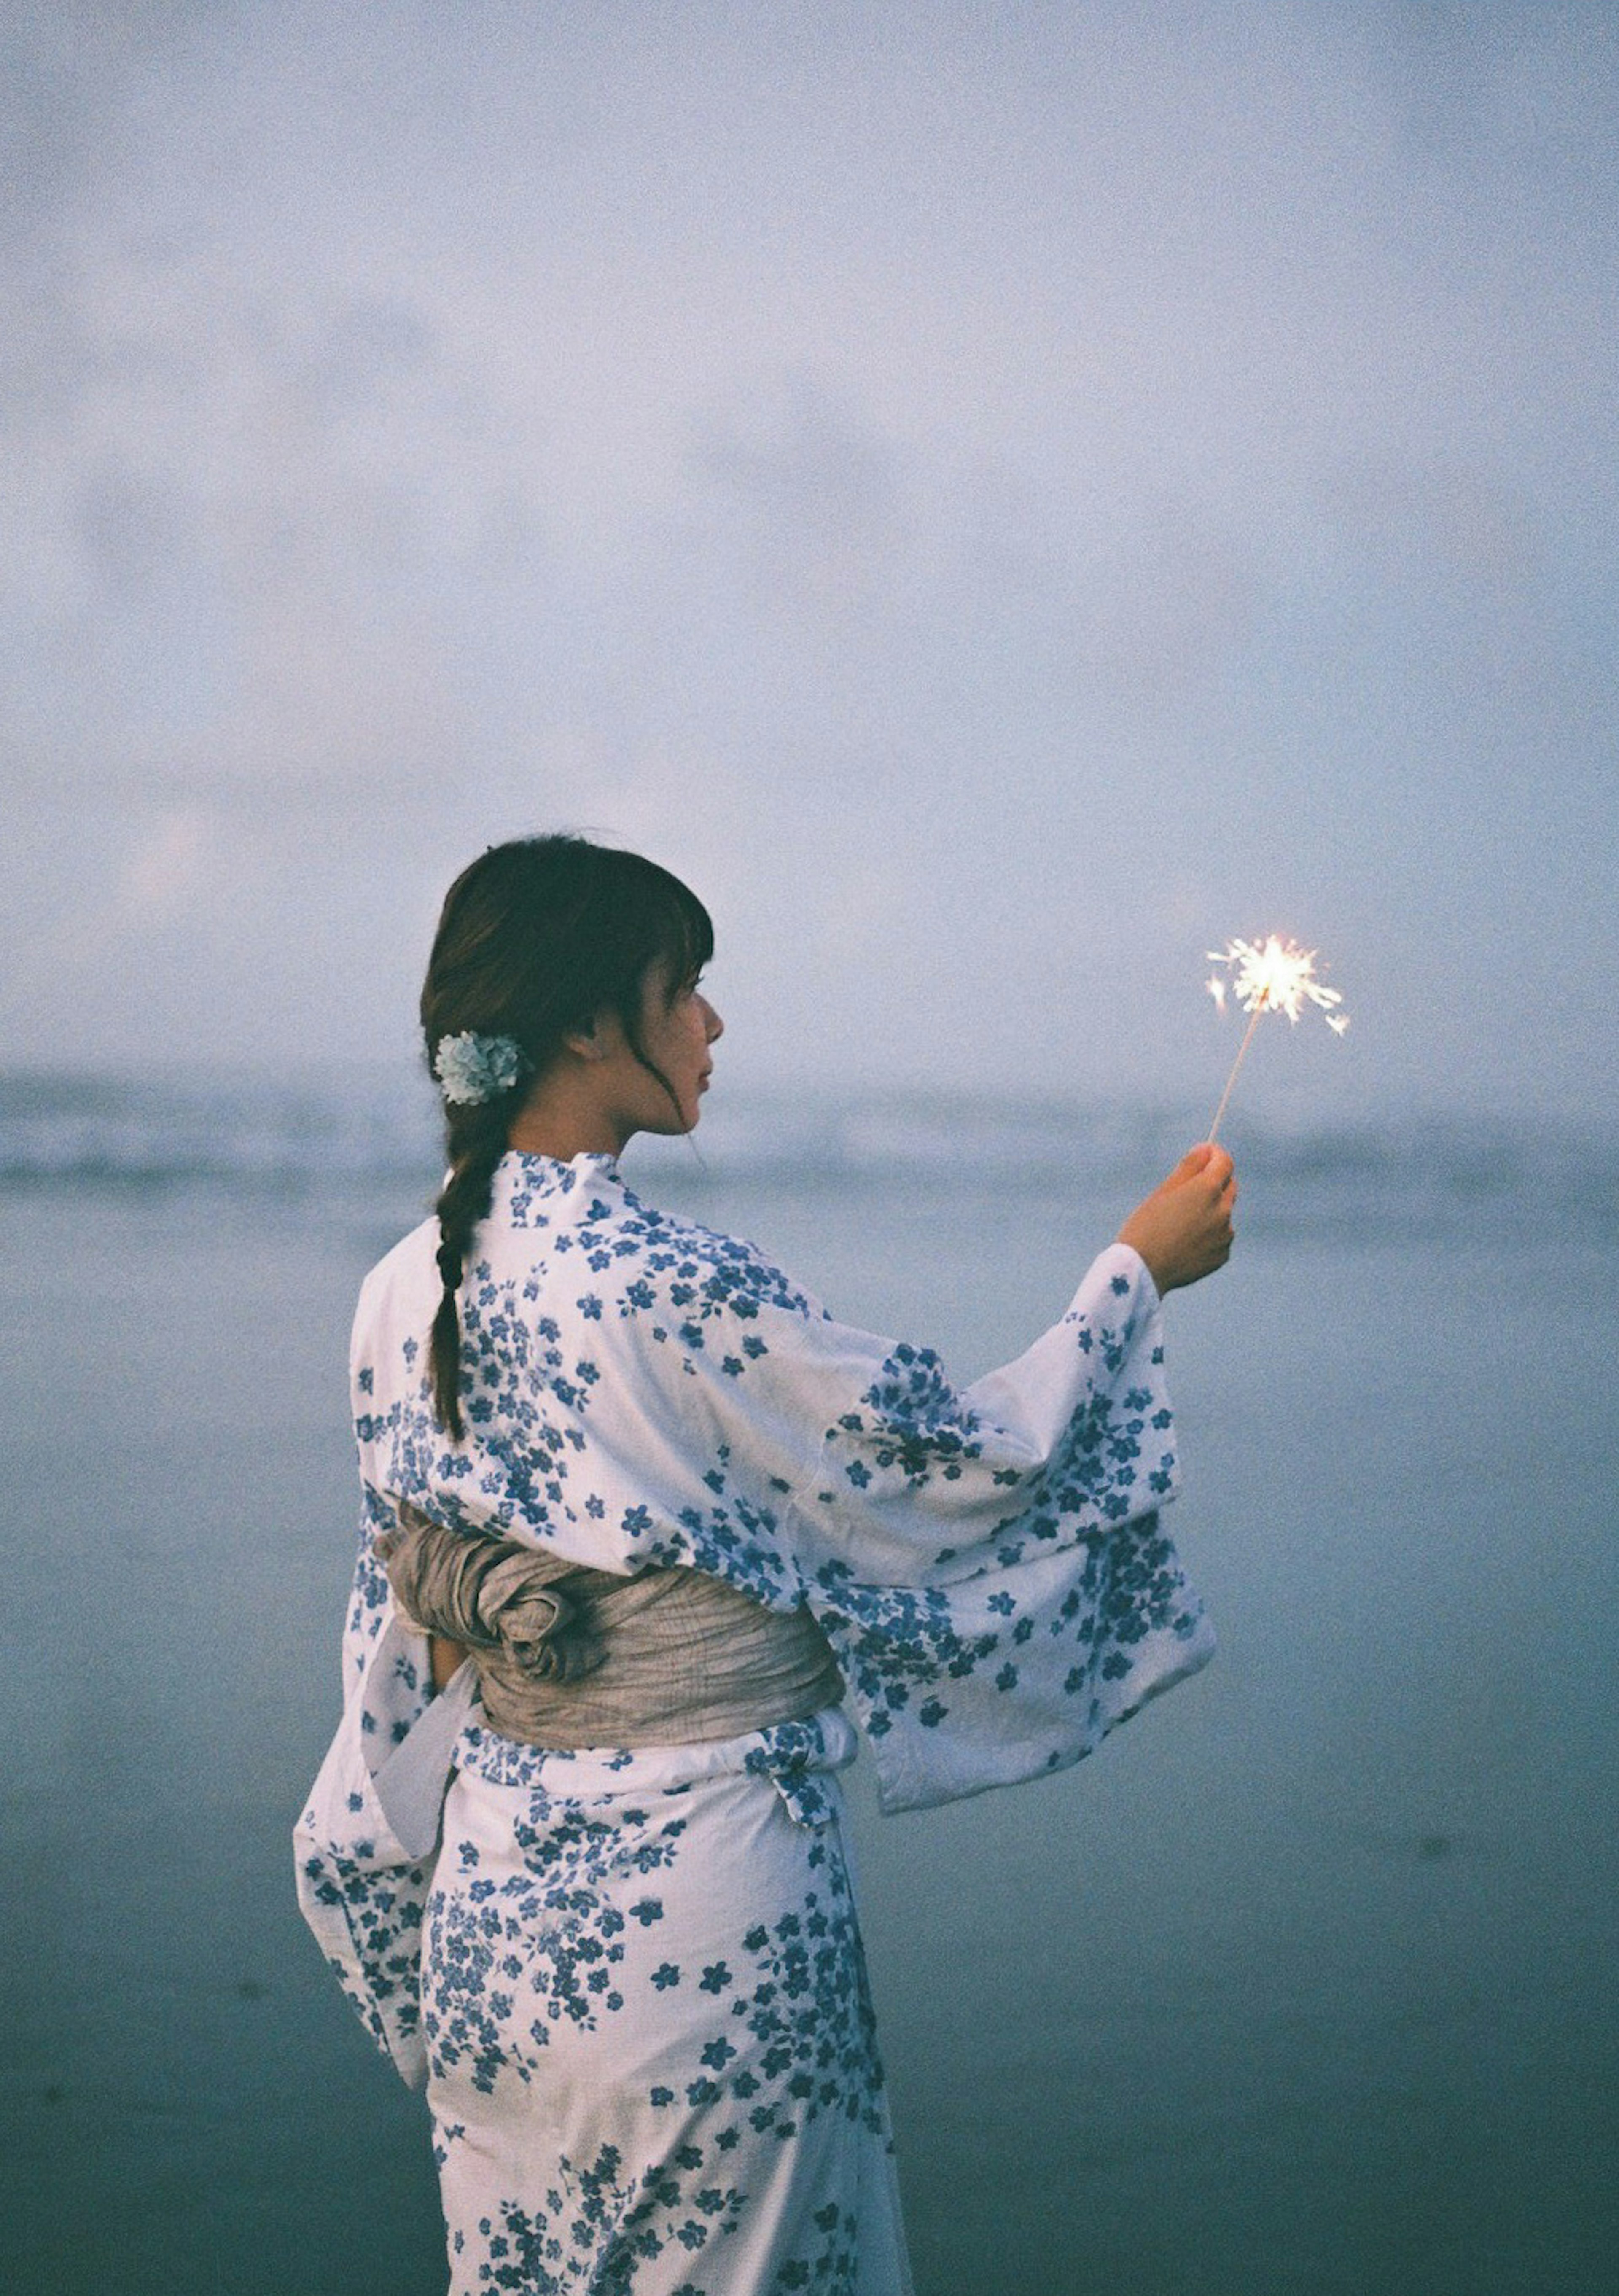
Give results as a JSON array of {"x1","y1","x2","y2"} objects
[{"x1": 297, "y1": 1149, "x2": 1214, "y2": 2295}]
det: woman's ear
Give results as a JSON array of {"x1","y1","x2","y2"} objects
[{"x1": 563, "y1": 1010, "x2": 628, "y2": 1064}]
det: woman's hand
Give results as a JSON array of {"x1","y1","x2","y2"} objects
[{"x1": 1117, "y1": 1143, "x2": 1237, "y2": 1296}]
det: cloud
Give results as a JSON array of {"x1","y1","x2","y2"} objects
[{"x1": 0, "y1": 2, "x2": 1614, "y2": 1110}]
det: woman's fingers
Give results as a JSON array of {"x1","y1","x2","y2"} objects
[
  {"x1": 1166, "y1": 1144, "x2": 1234, "y2": 1198},
  {"x1": 1187, "y1": 1149, "x2": 1236, "y2": 1276},
  {"x1": 1168, "y1": 1142, "x2": 1218, "y2": 1184}
]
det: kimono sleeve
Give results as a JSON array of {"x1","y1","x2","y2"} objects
[
  {"x1": 646, "y1": 1240, "x2": 1215, "y2": 1814},
  {"x1": 292, "y1": 1480, "x2": 444, "y2": 2091}
]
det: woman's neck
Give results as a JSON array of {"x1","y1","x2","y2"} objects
[{"x1": 506, "y1": 1083, "x2": 628, "y2": 1163}]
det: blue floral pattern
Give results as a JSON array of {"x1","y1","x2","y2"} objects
[
  {"x1": 297, "y1": 1148, "x2": 1214, "y2": 2289},
  {"x1": 420, "y1": 1715, "x2": 900, "y2": 2293}
]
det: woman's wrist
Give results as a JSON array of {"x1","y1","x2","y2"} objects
[{"x1": 1112, "y1": 1236, "x2": 1165, "y2": 1308}]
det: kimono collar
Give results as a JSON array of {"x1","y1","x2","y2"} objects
[{"x1": 493, "y1": 1147, "x2": 622, "y2": 1225}]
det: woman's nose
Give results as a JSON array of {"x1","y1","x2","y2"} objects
[{"x1": 702, "y1": 999, "x2": 724, "y2": 1042}]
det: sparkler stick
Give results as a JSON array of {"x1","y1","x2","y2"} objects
[
  {"x1": 1206, "y1": 997, "x2": 1267, "y2": 1143},
  {"x1": 1204, "y1": 934, "x2": 1347, "y2": 1142}
]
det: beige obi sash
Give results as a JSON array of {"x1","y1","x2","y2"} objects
[{"x1": 379, "y1": 1503, "x2": 844, "y2": 1750}]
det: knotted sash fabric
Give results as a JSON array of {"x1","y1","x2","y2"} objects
[
  {"x1": 379, "y1": 1499, "x2": 610, "y2": 1685},
  {"x1": 380, "y1": 1504, "x2": 845, "y2": 1749}
]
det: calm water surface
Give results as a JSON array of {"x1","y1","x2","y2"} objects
[{"x1": 1, "y1": 1158, "x2": 1614, "y2": 2294}]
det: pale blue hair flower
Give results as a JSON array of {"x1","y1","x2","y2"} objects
[{"x1": 432, "y1": 1031, "x2": 530, "y2": 1106}]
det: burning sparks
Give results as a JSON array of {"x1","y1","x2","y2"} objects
[
  {"x1": 1204, "y1": 931, "x2": 1349, "y2": 1141},
  {"x1": 1206, "y1": 934, "x2": 1346, "y2": 1028}
]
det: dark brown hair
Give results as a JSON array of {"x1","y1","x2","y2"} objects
[{"x1": 421, "y1": 834, "x2": 713, "y2": 1439}]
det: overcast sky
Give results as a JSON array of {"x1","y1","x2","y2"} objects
[{"x1": 3, "y1": 1, "x2": 1615, "y2": 1121}]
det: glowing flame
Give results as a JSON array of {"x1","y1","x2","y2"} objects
[
  {"x1": 1202, "y1": 931, "x2": 1349, "y2": 1142},
  {"x1": 1206, "y1": 934, "x2": 1346, "y2": 1028}
]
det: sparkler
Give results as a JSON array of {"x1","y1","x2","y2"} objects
[{"x1": 1204, "y1": 934, "x2": 1347, "y2": 1142}]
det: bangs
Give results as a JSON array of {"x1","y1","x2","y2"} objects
[{"x1": 637, "y1": 864, "x2": 715, "y2": 998}]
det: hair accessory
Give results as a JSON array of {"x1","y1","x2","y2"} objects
[{"x1": 432, "y1": 1031, "x2": 530, "y2": 1106}]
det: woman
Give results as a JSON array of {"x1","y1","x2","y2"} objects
[{"x1": 297, "y1": 833, "x2": 1234, "y2": 2295}]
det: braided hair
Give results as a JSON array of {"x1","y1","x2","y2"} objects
[{"x1": 420, "y1": 834, "x2": 713, "y2": 1440}]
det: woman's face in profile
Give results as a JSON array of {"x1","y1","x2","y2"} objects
[{"x1": 628, "y1": 956, "x2": 723, "y2": 1135}]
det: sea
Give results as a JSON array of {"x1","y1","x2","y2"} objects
[{"x1": 1, "y1": 1068, "x2": 1614, "y2": 2296}]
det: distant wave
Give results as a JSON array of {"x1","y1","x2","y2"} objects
[
  {"x1": 0, "y1": 1069, "x2": 1613, "y2": 1239},
  {"x1": 0, "y1": 1070, "x2": 440, "y2": 1191}
]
